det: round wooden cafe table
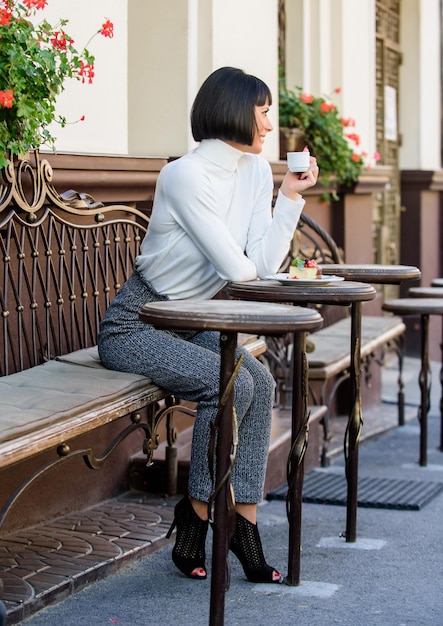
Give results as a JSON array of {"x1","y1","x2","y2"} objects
[
  {"x1": 322, "y1": 263, "x2": 421, "y2": 426},
  {"x1": 227, "y1": 278, "x2": 376, "y2": 557},
  {"x1": 320, "y1": 263, "x2": 421, "y2": 284},
  {"x1": 382, "y1": 297, "x2": 443, "y2": 466},
  {"x1": 408, "y1": 285, "x2": 443, "y2": 454},
  {"x1": 139, "y1": 299, "x2": 323, "y2": 626}
]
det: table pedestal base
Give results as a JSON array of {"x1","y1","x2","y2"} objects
[
  {"x1": 209, "y1": 332, "x2": 237, "y2": 625},
  {"x1": 286, "y1": 333, "x2": 309, "y2": 585}
]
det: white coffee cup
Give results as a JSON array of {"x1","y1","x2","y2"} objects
[{"x1": 287, "y1": 151, "x2": 310, "y2": 173}]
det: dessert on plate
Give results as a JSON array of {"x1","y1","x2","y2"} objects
[{"x1": 289, "y1": 256, "x2": 322, "y2": 279}]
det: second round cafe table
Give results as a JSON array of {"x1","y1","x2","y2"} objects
[
  {"x1": 139, "y1": 299, "x2": 323, "y2": 626},
  {"x1": 321, "y1": 264, "x2": 421, "y2": 425},
  {"x1": 320, "y1": 264, "x2": 421, "y2": 285},
  {"x1": 383, "y1": 296, "x2": 443, "y2": 466},
  {"x1": 227, "y1": 278, "x2": 377, "y2": 548},
  {"x1": 409, "y1": 285, "x2": 443, "y2": 452}
]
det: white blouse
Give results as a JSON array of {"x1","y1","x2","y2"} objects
[{"x1": 135, "y1": 139, "x2": 305, "y2": 300}]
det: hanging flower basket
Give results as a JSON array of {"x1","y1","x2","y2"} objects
[
  {"x1": 279, "y1": 79, "x2": 379, "y2": 202},
  {"x1": 0, "y1": 0, "x2": 114, "y2": 168}
]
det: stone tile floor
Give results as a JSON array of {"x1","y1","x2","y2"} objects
[
  {"x1": 0, "y1": 494, "x2": 177, "y2": 625},
  {"x1": 0, "y1": 355, "x2": 424, "y2": 624}
]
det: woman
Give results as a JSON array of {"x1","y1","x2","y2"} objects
[{"x1": 98, "y1": 67, "x2": 318, "y2": 583}]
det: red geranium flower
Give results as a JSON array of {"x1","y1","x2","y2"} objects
[
  {"x1": 0, "y1": 89, "x2": 14, "y2": 108},
  {"x1": 23, "y1": 0, "x2": 48, "y2": 9},
  {"x1": 50, "y1": 31, "x2": 74, "y2": 50},
  {"x1": 300, "y1": 93, "x2": 313, "y2": 104},
  {"x1": 320, "y1": 102, "x2": 336, "y2": 113},
  {"x1": 79, "y1": 61, "x2": 95, "y2": 84},
  {"x1": 0, "y1": 7, "x2": 12, "y2": 26},
  {"x1": 100, "y1": 19, "x2": 114, "y2": 38},
  {"x1": 345, "y1": 133, "x2": 360, "y2": 146},
  {"x1": 341, "y1": 117, "x2": 356, "y2": 128}
]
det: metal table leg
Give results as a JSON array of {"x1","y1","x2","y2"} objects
[
  {"x1": 345, "y1": 301, "x2": 363, "y2": 542},
  {"x1": 286, "y1": 330, "x2": 309, "y2": 585},
  {"x1": 209, "y1": 331, "x2": 237, "y2": 626},
  {"x1": 440, "y1": 317, "x2": 443, "y2": 451},
  {"x1": 418, "y1": 314, "x2": 431, "y2": 466}
]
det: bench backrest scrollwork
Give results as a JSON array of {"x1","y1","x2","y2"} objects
[
  {"x1": 0, "y1": 153, "x2": 149, "y2": 376},
  {"x1": 1, "y1": 154, "x2": 348, "y2": 377}
]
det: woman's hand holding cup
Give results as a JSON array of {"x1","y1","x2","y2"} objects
[{"x1": 281, "y1": 146, "x2": 319, "y2": 200}]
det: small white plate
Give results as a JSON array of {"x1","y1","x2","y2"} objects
[{"x1": 265, "y1": 274, "x2": 345, "y2": 286}]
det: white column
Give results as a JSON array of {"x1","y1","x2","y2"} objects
[
  {"x1": 285, "y1": 0, "x2": 309, "y2": 90},
  {"x1": 127, "y1": 0, "x2": 194, "y2": 157},
  {"x1": 285, "y1": 0, "x2": 376, "y2": 163},
  {"x1": 211, "y1": 0, "x2": 280, "y2": 160},
  {"x1": 127, "y1": 0, "x2": 280, "y2": 159},
  {"x1": 336, "y1": 0, "x2": 376, "y2": 162},
  {"x1": 399, "y1": 0, "x2": 441, "y2": 169}
]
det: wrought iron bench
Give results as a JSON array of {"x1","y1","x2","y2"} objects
[
  {"x1": 0, "y1": 153, "x2": 265, "y2": 533},
  {"x1": 0, "y1": 152, "x2": 405, "y2": 531},
  {"x1": 264, "y1": 213, "x2": 406, "y2": 465}
]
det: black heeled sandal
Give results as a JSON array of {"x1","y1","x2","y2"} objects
[
  {"x1": 230, "y1": 513, "x2": 283, "y2": 584},
  {"x1": 166, "y1": 496, "x2": 209, "y2": 580}
]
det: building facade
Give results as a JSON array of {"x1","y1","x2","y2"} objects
[{"x1": 45, "y1": 0, "x2": 442, "y2": 354}]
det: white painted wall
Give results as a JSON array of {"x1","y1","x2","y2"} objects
[
  {"x1": 41, "y1": 0, "x2": 441, "y2": 172},
  {"x1": 42, "y1": 0, "x2": 127, "y2": 155}
]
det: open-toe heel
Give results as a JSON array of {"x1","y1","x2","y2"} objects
[
  {"x1": 166, "y1": 496, "x2": 209, "y2": 580},
  {"x1": 229, "y1": 513, "x2": 283, "y2": 584}
]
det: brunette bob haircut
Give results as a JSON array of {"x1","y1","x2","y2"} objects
[{"x1": 191, "y1": 67, "x2": 272, "y2": 146}]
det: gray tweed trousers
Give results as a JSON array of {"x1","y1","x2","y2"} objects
[{"x1": 98, "y1": 269, "x2": 276, "y2": 504}]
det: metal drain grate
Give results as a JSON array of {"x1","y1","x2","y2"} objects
[{"x1": 267, "y1": 471, "x2": 443, "y2": 510}]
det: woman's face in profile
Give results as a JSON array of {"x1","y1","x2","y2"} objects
[
  {"x1": 249, "y1": 99, "x2": 273, "y2": 154},
  {"x1": 226, "y1": 99, "x2": 273, "y2": 154}
]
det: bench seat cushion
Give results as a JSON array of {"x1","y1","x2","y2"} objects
[
  {"x1": 307, "y1": 315, "x2": 405, "y2": 379},
  {"x1": 0, "y1": 336, "x2": 265, "y2": 470},
  {"x1": 0, "y1": 347, "x2": 165, "y2": 468}
]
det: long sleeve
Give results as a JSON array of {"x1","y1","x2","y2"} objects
[{"x1": 135, "y1": 140, "x2": 304, "y2": 300}]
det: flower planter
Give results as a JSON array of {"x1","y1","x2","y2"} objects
[{"x1": 279, "y1": 127, "x2": 305, "y2": 160}]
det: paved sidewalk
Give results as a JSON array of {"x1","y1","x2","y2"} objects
[{"x1": 10, "y1": 358, "x2": 443, "y2": 625}]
